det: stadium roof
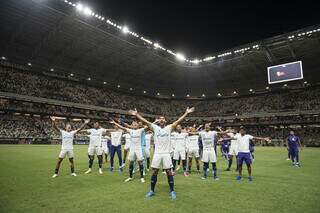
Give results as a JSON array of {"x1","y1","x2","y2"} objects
[{"x1": 1, "y1": 0, "x2": 320, "y2": 99}]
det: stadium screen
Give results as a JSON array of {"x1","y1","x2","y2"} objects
[{"x1": 267, "y1": 61, "x2": 303, "y2": 84}]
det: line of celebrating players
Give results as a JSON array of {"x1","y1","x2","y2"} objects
[{"x1": 50, "y1": 107, "x2": 302, "y2": 200}]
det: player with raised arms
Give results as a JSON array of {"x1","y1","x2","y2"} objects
[
  {"x1": 51, "y1": 117, "x2": 90, "y2": 178},
  {"x1": 186, "y1": 126, "x2": 201, "y2": 174},
  {"x1": 81, "y1": 122, "x2": 114, "y2": 174},
  {"x1": 101, "y1": 135, "x2": 111, "y2": 164},
  {"x1": 144, "y1": 130, "x2": 153, "y2": 171},
  {"x1": 228, "y1": 126, "x2": 271, "y2": 181},
  {"x1": 196, "y1": 123, "x2": 229, "y2": 180},
  {"x1": 109, "y1": 119, "x2": 147, "y2": 183},
  {"x1": 129, "y1": 107, "x2": 194, "y2": 200},
  {"x1": 172, "y1": 125, "x2": 189, "y2": 176},
  {"x1": 122, "y1": 132, "x2": 131, "y2": 167},
  {"x1": 225, "y1": 128, "x2": 239, "y2": 171}
]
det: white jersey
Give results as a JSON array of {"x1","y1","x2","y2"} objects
[
  {"x1": 87, "y1": 128, "x2": 106, "y2": 147},
  {"x1": 228, "y1": 132, "x2": 239, "y2": 147},
  {"x1": 111, "y1": 131, "x2": 123, "y2": 146},
  {"x1": 145, "y1": 133, "x2": 152, "y2": 149},
  {"x1": 187, "y1": 135, "x2": 199, "y2": 150},
  {"x1": 123, "y1": 133, "x2": 131, "y2": 146},
  {"x1": 152, "y1": 123, "x2": 172, "y2": 154},
  {"x1": 101, "y1": 136, "x2": 110, "y2": 146},
  {"x1": 60, "y1": 130, "x2": 76, "y2": 150},
  {"x1": 199, "y1": 131, "x2": 217, "y2": 149},
  {"x1": 126, "y1": 128, "x2": 145, "y2": 151},
  {"x1": 171, "y1": 132, "x2": 188, "y2": 151},
  {"x1": 234, "y1": 134, "x2": 254, "y2": 153}
]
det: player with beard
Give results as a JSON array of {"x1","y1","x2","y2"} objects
[{"x1": 129, "y1": 107, "x2": 194, "y2": 200}]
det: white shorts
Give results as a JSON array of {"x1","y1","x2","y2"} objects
[
  {"x1": 88, "y1": 146, "x2": 103, "y2": 156},
  {"x1": 151, "y1": 153, "x2": 173, "y2": 169},
  {"x1": 188, "y1": 148, "x2": 200, "y2": 158},
  {"x1": 102, "y1": 146, "x2": 109, "y2": 155},
  {"x1": 128, "y1": 149, "x2": 144, "y2": 161},
  {"x1": 202, "y1": 148, "x2": 217, "y2": 163},
  {"x1": 228, "y1": 146, "x2": 238, "y2": 156},
  {"x1": 145, "y1": 148, "x2": 151, "y2": 158},
  {"x1": 173, "y1": 149, "x2": 186, "y2": 160},
  {"x1": 59, "y1": 149, "x2": 74, "y2": 159},
  {"x1": 124, "y1": 142, "x2": 130, "y2": 150}
]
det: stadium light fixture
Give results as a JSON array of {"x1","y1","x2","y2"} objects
[
  {"x1": 191, "y1": 59, "x2": 200, "y2": 64},
  {"x1": 103, "y1": 81, "x2": 107, "y2": 84},
  {"x1": 154, "y1": 43, "x2": 160, "y2": 49},
  {"x1": 76, "y1": 3, "x2": 83, "y2": 12},
  {"x1": 83, "y1": 7, "x2": 92, "y2": 16},
  {"x1": 27, "y1": 62, "x2": 32, "y2": 66},
  {"x1": 122, "y1": 26, "x2": 129, "y2": 34},
  {"x1": 70, "y1": 73, "x2": 74, "y2": 76},
  {"x1": 117, "y1": 85, "x2": 121, "y2": 88},
  {"x1": 176, "y1": 53, "x2": 186, "y2": 61},
  {"x1": 143, "y1": 91, "x2": 147, "y2": 94}
]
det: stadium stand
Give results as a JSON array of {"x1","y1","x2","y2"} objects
[{"x1": 1, "y1": 63, "x2": 319, "y2": 146}]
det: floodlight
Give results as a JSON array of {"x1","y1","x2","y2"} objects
[
  {"x1": 122, "y1": 26, "x2": 129, "y2": 34},
  {"x1": 176, "y1": 53, "x2": 186, "y2": 61},
  {"x1": 83, "y1": 7, "x2": 92, "y2": 16},
  {"x1": 76, "y1": 3, "x2": 83, "y2": 12}
]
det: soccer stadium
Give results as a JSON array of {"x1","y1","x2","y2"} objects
[{"x1": 0, "y1": 0, "x2": 320, "y2": 212}]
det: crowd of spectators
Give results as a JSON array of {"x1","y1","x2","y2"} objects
[
  {"x1": 0, "y1": 114, "x2": 112, "y2": 139},
  {"x1": 1, "y1": 66, "x2": 320, "y2": 117},
  {"x1": 0, "y1": 65, "x2": 320, "y2": 146}
]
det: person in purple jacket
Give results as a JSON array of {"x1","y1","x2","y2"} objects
[{"x1": 287, "y1": 130, "x2": 302, "y2": 167}]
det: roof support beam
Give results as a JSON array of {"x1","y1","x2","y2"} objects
[
  {"x1": 30, "y1": 15, "x2": 73, "y2": 61},
  {"x1": 50, "y1": 29, "x2": 87, "y2": 67},
  {"x1": 264, "y1": 46, "x2": 276, "y2": 64},
  {"x1": 4, "y1": 10, "x2": 33, "y2": 55}
]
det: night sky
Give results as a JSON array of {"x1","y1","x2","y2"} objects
[{"x1": 74, "y1": 1, "x2": 318, "y2": 57}]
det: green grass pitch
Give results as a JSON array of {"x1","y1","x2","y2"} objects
[{"x1": 0, "y1": 145, "x2": 319, "y2": 213}]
